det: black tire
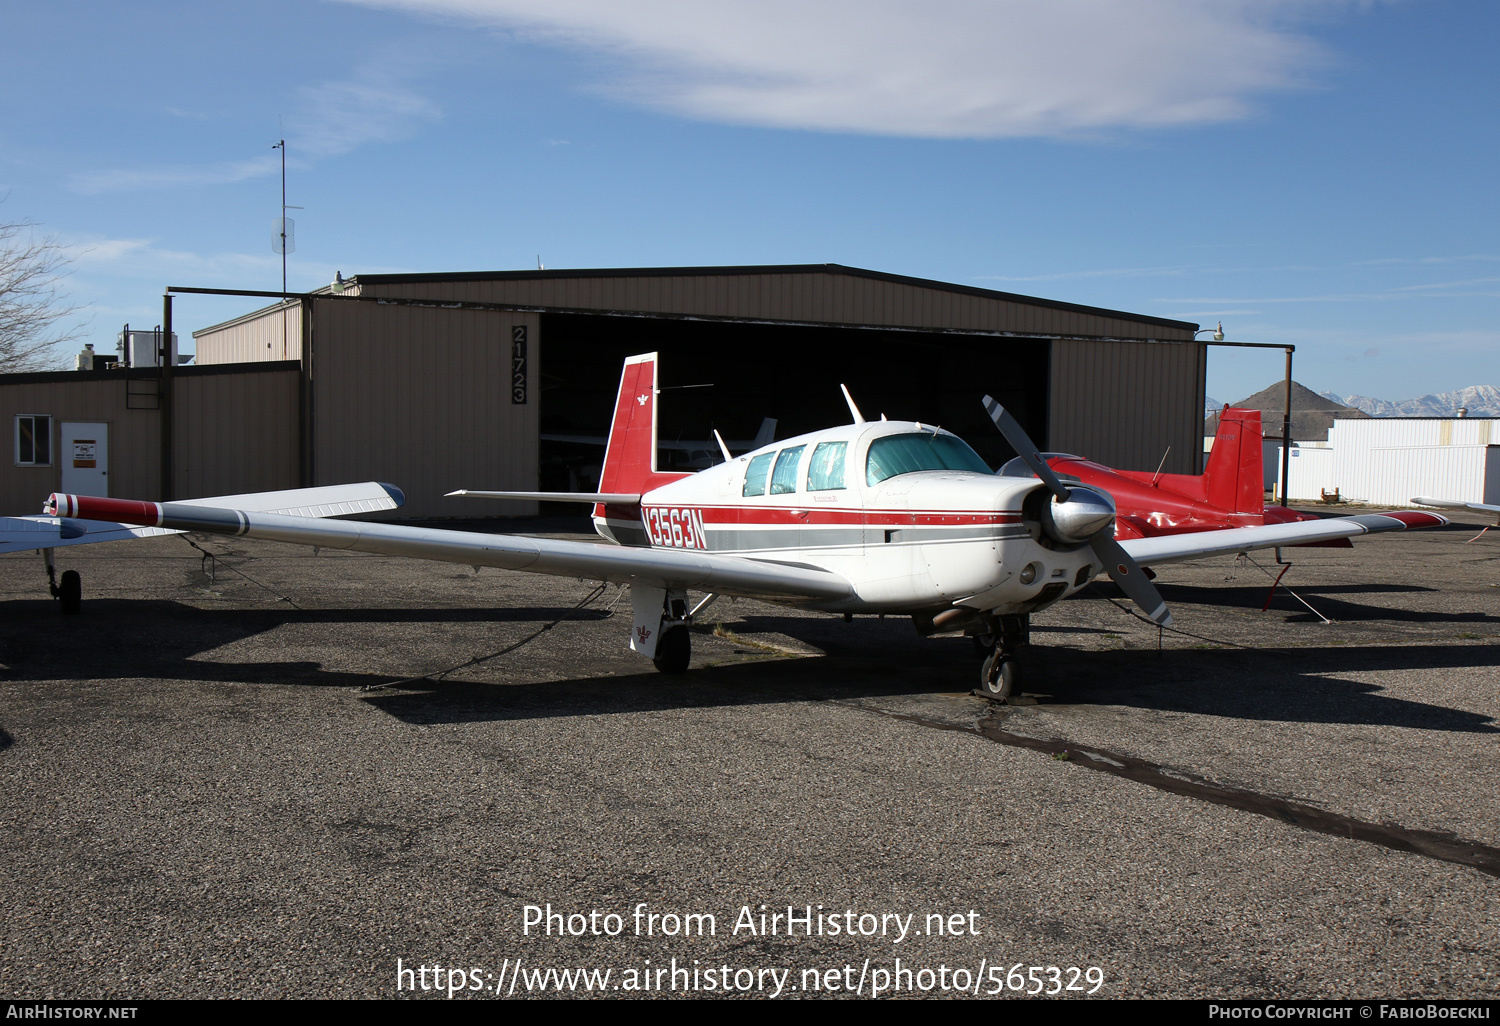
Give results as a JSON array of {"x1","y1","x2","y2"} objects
[
  {"x1": 970, "y1": 634, "x2": 995, "y2": 657},
  {"x1": 58, "y1": 570, "x2": 81, "y2": 616},
  {"x1": 652, "y1": 626, "x2": 691, "y2": 674},
  {"x1": 979, "y1": 650, "x2": 1018, "y2": 701}
]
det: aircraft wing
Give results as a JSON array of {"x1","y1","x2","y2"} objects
[
  {"x1": 0, "y1": 516, "x2": 179, "y2": 554},
  {"x1": 1413, "y1": 497, "x2": 1500, "y2": 518},
  {"x1": 48, "y1": 492, "x2": 853, "y2": 603},
  {"x1": 0, "y1": 483, "x2": 406, "y2": 556},
  {"x1": 1120, "y1": 510, "x2": 1448, "y2": 565}
]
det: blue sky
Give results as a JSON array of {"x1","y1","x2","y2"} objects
[{"x1": 3, "y1": 0, "x2": 1496, "y2": 404}]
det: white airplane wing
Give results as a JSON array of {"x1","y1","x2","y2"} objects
[
  {"x1": 1120, "y1": 510, "x2": 1448, "y2": 565},
  {"x1": 1413, "y1": 497, "x2": 1500, "y2": 518},
  {"x1": 48, "y1": 491, "x2": 852, "y2": 603},
  {"x1": 0, "y1": 482, "x2": 406, "y2": 556}
]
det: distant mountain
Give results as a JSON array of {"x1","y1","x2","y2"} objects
[
  {"x1": 1206, "y1": 380, "x2": 1368, "y2": 441},
  {"x1": 1317, "y1": 385, "x2": 1500, "y2": 418},
  {"x1": 1204, "y1": 395, "x2": 1221, "y2": 415}
]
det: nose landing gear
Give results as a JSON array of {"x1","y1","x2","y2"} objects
[{"x1": 976, "y1": 613, "x2": 1029, "y2": 701}]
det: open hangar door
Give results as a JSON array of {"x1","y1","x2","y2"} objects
[{"x1": 537, "y1": 313, "x2": 1049, "y2": 491}]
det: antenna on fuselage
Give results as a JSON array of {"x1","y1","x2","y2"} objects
[
  {"x1": 840, "y1": 384, "x2": 866, "y2": 424},
  {"x1": 713, "y1": 429, "x2": 733, "y2": 464}
]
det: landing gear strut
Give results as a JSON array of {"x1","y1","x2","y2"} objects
[
  {"x1": 634, "y1": 586, "x2": 695, "y2": 674},
  {"x1": 976, "y1": 614, "x2": 1029, "y2": 701},
  {"x1": 42, "y1": 548, "x2": 82, "y2": 615}
]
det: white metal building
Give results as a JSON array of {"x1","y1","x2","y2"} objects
[{"x1": 1280, "y1": 418, "x2": 1500, "y2": 505}]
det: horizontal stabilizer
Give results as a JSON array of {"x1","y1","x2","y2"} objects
[{"x1": 445, "y1": 490, "x2": 642, "y2": 504}]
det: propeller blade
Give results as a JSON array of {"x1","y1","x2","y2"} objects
[
  {"x1": 1090, "y1": 532, "x2": 1173, "y2": 627},
  {"x1": 981, "y1": 396, "x2": 1070, "y2": 502}
]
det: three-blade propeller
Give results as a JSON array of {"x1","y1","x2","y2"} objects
[{"x1": 982, "y1": 396, "x2": 1172, "y2": 627}]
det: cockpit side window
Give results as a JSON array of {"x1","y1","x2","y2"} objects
[
  {"x1": 743, "y1": 452, "x2": 773, "y2": 496},
  {"x1": 865, "y1": 433, "x2": 992, "y2": 486},
  {"x1": 807, "y1": 441, "x2": 847, "y2": 491},
  {"x1": 770, "y1": 445, "x2": 806, "y2": 495}
]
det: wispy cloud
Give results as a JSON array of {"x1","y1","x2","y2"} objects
[
  {"x1": 67, "y1": 64, "x2": 441, "y2": 194},
  {"x1": 977, "y1": 265, "x2": 1195, "y2": 283},
  {"x1": 69, "y1": 156, "x2": 281, "y2": 196},
  {"x1": 340, "y1": 0, "x2": 1346, "y2": 138},
  {"x1": 1157, "y1": 280, "x2": 1500, "y2": 305}
]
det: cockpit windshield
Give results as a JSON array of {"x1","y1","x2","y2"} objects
[{"x1": 865, "y1": 433, "x2": 993, "y2": 486}]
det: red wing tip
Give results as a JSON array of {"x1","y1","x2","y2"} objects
[{"x1": 1386, "y1": 511, "x2": 1449, "y2": 528}]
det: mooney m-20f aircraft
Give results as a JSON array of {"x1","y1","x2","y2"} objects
[{"x1": 48, "y1": 353, "x2": 1447, "y2": 699}]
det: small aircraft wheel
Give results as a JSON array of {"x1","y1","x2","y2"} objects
[
  {"x1": 652, "y1": 626, "x2": 691, "y2": 674},
  {"x1": 979, "y1": 650, "x2": 1018, "y2": 701},
  {"x1": 58, "y1": 570, "x2": 82, "y2": 616},
  {"x1": 971, "y1": 633, "x2": 995, "y2": 657}
]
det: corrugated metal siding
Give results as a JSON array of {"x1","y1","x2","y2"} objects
[
  {"x1": 195, "y1": 304, "x2": 302, "y2": 364},
  {"x1": 173, "y1": 369, "x2": 300, "y2": 497},
  {"x1": 1327, "y1": 418, "x2": 1500, "y2": 449},
  {"x1": 357, "y1": 271, "x2": 1195, "y2": 340},
  {"x1": 1282, "y1": 442, "x2": 1499, "y2": 504},
  {"x1": 0, "y1": 376, "x2": 162, "y2": 509},
  {"x1": 310, "y1": 299, "x2": 539, "y2": 518},
  {"x1": 1284, "y1": 446, "x2": 1337, "y2": 501},
  {"x1": 1047, "y1": 339, "x2": 1206, "y2": 473}
]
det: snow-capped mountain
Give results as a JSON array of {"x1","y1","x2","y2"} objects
[
  {"x1": 1317, "y1": 385, "x2": 1500, "y2": 418},
  {"x1": 1204, "y1": 395, "x2": 1221, "y2": 414}
]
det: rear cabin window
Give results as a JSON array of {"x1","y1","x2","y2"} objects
[
  {"x1": 742, "y1": 452, "x2": 773, "y2": 496},
  {"x1": 770, "y1": 445, "x2": 805, "y2": 495},
  {"x1": 865, "y1": 433, "x2": 991, "y2": 486},
  {"x1": 807, "y1": 441, "x2": 847, "y2": 491}
]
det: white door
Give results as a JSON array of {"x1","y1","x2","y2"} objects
[{"x1": 60, "y1": 422, "x2": 108, "y2": 496}]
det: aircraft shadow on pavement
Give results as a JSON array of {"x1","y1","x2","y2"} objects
[
  {"x1": 2, "y1": 599, "x2": 1493, "y2": 735},
  {"x1": 364, "y1": 630, "x2": 1500, "y2": 736},
  {"x1": 1109, "y1": 582, "x2": 1499, "y2": 625}
]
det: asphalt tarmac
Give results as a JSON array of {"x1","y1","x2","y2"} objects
[{"x1": 1, "y1": 509, "x2": 1497, "y2": 1000}]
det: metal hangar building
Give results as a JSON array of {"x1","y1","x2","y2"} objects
[{"x1": 3, "y1": 264, "x2": 1206, "y2": 518}]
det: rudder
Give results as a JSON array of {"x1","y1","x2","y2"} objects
[
  {"x1": 1203, "y1": 407, "x2": 1265, "y2": 514},
  {"x1": 598, "y1": 353, "x2": 660, "y2": 495}
]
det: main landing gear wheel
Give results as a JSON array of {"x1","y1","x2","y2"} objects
[
  {"x1": 652, "y1": 626, "x2": 691, "y2": 674},
  {"x1": 58, "y1": 570, "x2": 81, "y2": 616},
  {"x1": 979, "y1": 650, "x2": 1019, "y2": 701}
]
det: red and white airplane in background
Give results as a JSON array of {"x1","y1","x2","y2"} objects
[
  {"x1": 1006, "y1": 407, "x2": 1329, "y2": 541},
  {"x1": 47, "y1": 353, "x2": 1447, "y2": 699}
]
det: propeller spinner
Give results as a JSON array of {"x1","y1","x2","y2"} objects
[{"x1": 982, "y1": 396, "x2": 1173, "y2": 627}]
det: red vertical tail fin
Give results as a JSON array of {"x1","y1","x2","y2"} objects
[
  {"x1": 1203, "y1": 407, "x2": 1266, "y2": 514},
  {"x1": 598, "y1": 353, "x2": 661, "y2": 495}
]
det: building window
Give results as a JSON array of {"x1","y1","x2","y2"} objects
[{"x1": 16, "y1": 415, "x2": 52, "y2": 467}]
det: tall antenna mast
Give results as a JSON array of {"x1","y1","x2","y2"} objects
[{"x1": 271, "y1": 139, "x2": 302, "y2": 359}]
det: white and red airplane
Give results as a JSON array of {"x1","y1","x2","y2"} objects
[{"x1": 46, "y1": 353, "x2": 1447, "y2": 700}]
